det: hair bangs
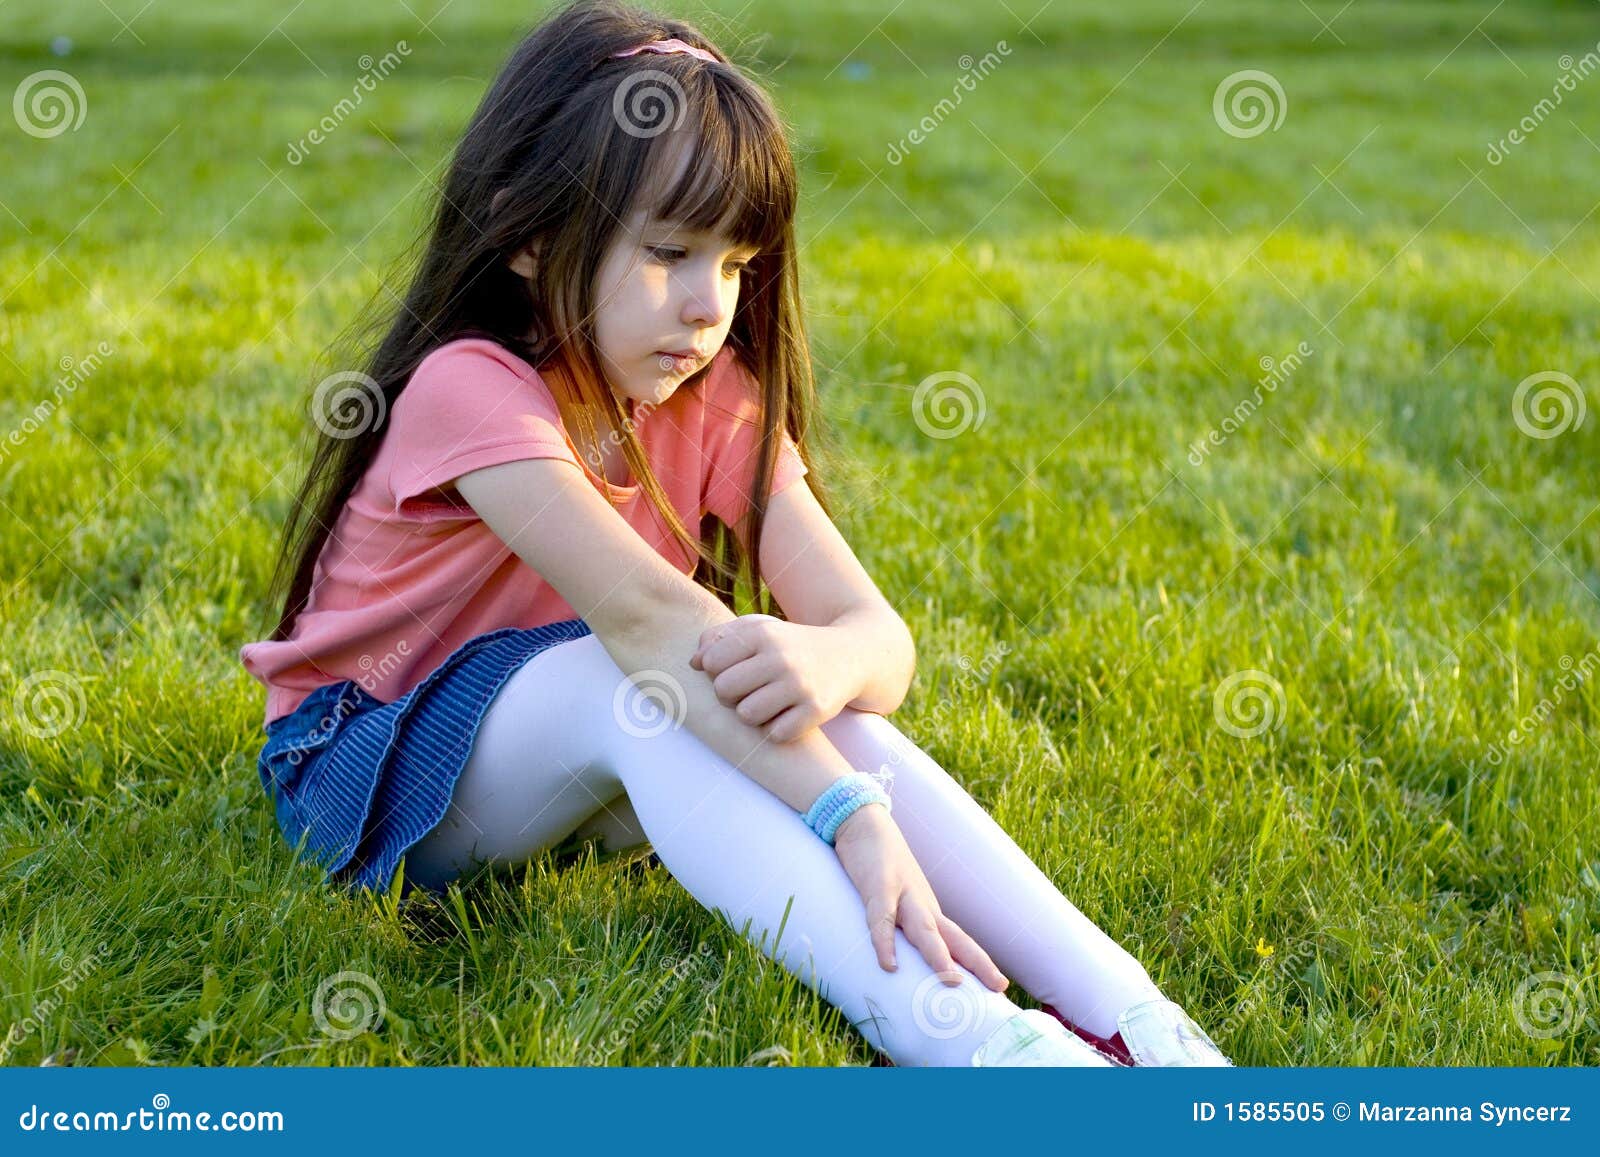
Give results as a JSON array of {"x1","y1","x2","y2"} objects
[{"x1": 634, "y1": 74, "x2": 795, "y2": 254}]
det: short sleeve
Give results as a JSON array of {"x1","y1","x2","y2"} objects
[
  {"x1": 383, "y1": 339, "x2": 580, "y2": 519},
  {"x1": 700, "y1": 352, "x2": 808, "y2": 533}
]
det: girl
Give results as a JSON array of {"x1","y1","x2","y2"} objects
[{"x1": 240, "y1": 0, "x2": 1232, "y2": 1069}]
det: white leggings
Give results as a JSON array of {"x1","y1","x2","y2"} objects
[{"x1": 404, "y1": 632, "x2": 1165, "y2": 1067}]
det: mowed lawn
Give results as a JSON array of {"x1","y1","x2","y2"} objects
[{"x1": 1, "y1": 0, "x2": 1597, "y2": 1066}]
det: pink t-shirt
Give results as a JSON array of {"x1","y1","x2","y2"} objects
[{"x1": 238, "y1": 337, "x2": 807, "y2": 727}]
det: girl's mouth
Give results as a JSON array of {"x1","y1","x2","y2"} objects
[{"x1": 655, "y1": 350, "x2": 703, "y2": 373}]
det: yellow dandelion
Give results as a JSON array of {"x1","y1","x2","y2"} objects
[{"x1": 1254, "y1": 937, "x2": 1275, "y2": 958}]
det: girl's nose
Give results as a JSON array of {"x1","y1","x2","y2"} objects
[{"x1": 678, "y1": 265, "x2": 729, "y2": 327}]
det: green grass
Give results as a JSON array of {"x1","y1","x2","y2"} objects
[{"x1": 3, "y1": 0, "x2": 1599, "y2": 1066}]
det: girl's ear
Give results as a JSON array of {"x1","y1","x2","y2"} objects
[
  {"x1": 491, "y1": 187, "x2": 540, "y2": 279},
  {"x1": 507, "y1": 245, "x2": 538, "y2": 279}
]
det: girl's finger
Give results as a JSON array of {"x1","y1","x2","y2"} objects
[
  {"x1": 732, "y1": 680, "x2": 793, "y2": 728},
  {"x1": 899, "y1": 901, "x2": 958, "y2": 982},
  {"x1": 714, "y1": 656, "x2": 777, "y2": 706},
  {"x1": 765, "y1": 703, "x2": 813, "y2": 743},
  {"x1": 865, "y1": 898, "x2": 898, "y2": 970},
  {"x1": 939, "y1": 915, "x2": 1009, "y2": 992}
]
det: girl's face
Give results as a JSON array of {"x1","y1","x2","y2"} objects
[{"x1": 589, "y1": 206, "x2": 760, "y2": 412}]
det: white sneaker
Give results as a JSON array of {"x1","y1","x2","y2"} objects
[
  {"x1": 1116, "y1": 999, "x2": 1234, "y2": 1066},
  {"x1": 971, "y1": 1009, "x2": 1122, "y2": 1067}
]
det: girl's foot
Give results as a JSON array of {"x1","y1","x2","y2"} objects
[
  {"x1": 868, "y1": 1008, "x2": 1123, "y2": 1067},
  {"x1": 1038, "y1": 1003, "x2": 1136, "y2": 1066},
  {"x1": 970, "y1": 1008, "x2": 1122, "y2": 1067},
  {"x1": 1043, "y1": 998, "x2": 1233, "y2": 1067}
]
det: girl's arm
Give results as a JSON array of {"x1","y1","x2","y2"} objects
[
  {"x1": 759, "y1": 477, "x2": 915, "y2": 713},
  {"x1": 690, "y1": 479, "x2": 918, "y2": 733},
  {"x1": 824, "y1": 601, "x2": 916, "y2": 715},
  {"x1": 456, "y1": 456, "x2": 871, "y2": 818}
]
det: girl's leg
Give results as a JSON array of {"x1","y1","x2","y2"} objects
[
  {"x1": 816, "y1": 709, "x2": 1165, "y2": 1040},
  {"x1": 403, "y1": 633, "x2": 1029, "y2": 1066},
  {"x1": 569, "y1": 789, "x2": 649, "y2": 852}
]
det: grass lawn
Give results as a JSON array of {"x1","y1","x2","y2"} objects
[{"x1": 1, "y1": 0, "x2": 1597, "y2": 1066}]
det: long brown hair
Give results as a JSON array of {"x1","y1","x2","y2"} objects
[{"x1": 262, "y1": 0, "x2": 828, "y2": 643}]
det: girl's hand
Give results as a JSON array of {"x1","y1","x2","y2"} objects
[
  {"x1": 830, "y1": 803, "x2": 1009, "y2": 991},
  {"x1": 689, "y1": 613, "x2": 855, "y2": 742}
]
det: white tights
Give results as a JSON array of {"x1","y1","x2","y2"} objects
[{"x1": 404, "y1": 632, "x2": 1165, "y2": 1067}]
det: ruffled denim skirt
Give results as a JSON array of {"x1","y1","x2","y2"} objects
[{"x1": 254, "y1": 619, "x2": 594, "y2": 895}]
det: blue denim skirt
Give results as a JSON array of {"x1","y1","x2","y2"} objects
[{"x1": 255, "y1": 618, "x2": 595, "y2": 895}]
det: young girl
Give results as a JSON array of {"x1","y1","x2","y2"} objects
[{"x1": 240, "y1": 0, "x2": 1232, "y2": 1069}]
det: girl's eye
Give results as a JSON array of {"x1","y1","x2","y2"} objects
[{"x1": 647, "y1": 246, "x2": 750, "y2": 277}]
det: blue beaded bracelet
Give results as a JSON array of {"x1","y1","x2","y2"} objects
[
  {"x1": 803, "y1": 772, "x2": 891, "y2": 845},
  {"x1": 808, "y1": 776, "x2": 885, "y2": 844}
]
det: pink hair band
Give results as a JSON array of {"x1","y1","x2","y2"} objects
[{"x1": 610, "y1": 37, "x2": 719, "y2": 64}]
